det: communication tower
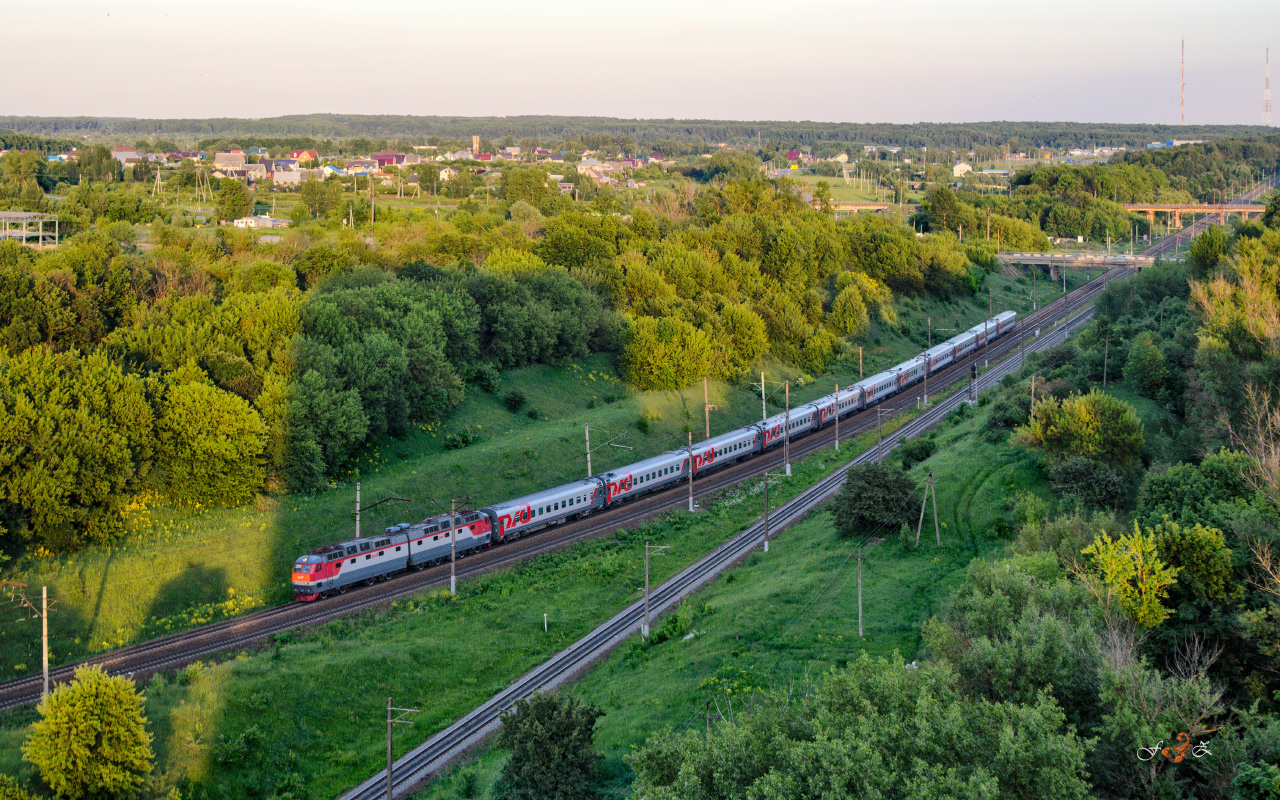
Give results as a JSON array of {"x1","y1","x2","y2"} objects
[
  {"x1": 1266, "y1": 45, "x2": 1273, "y2": 127},
  {"x1": 1180, "y1": 37, "x2": 1186, "y2": 125}
]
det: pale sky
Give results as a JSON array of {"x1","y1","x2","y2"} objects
[{"x1": 3, "y1": 0, "x2": 1278, "y2": 125}]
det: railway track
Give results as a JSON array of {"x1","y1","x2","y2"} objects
[
  {"x1": 1144, "y1": 173, "x2": 1278, "y2": 258},
  {"x1": 0, "y1": 267, "x2": 1120, "y2": 713},
  {"x1": 339, "y1": 270, "x2": 1127, "y2": 800}
]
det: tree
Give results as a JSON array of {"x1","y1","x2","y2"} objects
[
  {"x1": 0, "y1": 348, "x2": 154, "y2": 549},
  {"x1": 1122, "y1": 331, "x2": 1167, "y2": 399},
  {"x1": 831, "y1": 462, "x2": 916, "y2": 540},
  {"x1": 1262, "y1": 190, "x2": 1280, "y2": 229},
  {"x1": 1189, "y1": 225, "x2": 1228, "y2": 276},
  {"x1": 496, "y1": 692, "x2": 602, "y2": 800},
  {"x1": 621, "y1": 316, "x2": 712, "y2": 390},
  {"x1": 628, "y1": 656, "x2": 1093, "y2": 800},
  {"x1": 157, "y1": 382, "x2": 267, "y2": 506},
  {"x1": 1015, "y1": 389, "x2": 1145, "y2": 470},
  {"x1": 1079, "y1": 526, "x2": 1181, "y2": 627},
  {"x1": 215, "y1": 178, "x2": 252, "y2": 222},
  {"x1": 22, "y1": 665, "x2": 154, "y2": 800}
]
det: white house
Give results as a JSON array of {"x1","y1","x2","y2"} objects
[{"x1": 952, "y1": 162, "x2": 973, "y2": 178}]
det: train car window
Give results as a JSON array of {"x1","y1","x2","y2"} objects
[
  {"x1": 360, "y1": 542, "x2": 370, "y2": 552},
  {"x1": 365, "y1": 555, "x2": 371, "y2": 560},
  {"x1": 395, "y1": 546, "x2": 401, "y2": 552},
  {"x1": 347, "y1": 546, "x2": 357, "y2": 555},
  {"x1": 350, "y1": 559, "x2": 356, "y2": 565}
]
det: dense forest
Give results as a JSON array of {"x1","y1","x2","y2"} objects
[{"x1": 3, "y1": 115, "x2": 1276, "y2": 152}]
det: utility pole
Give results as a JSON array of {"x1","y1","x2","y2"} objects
[
  {"x1": 876, "y1": 407, "x2": 883, "y2": 463},
  {"x1": 1103, "y1": 335, "x2": 1110, "y2": 388},
  {"x1": 642, "y1": 541, "x2": 668, "y2": 639},
  {"x1": 687, "y1": 432, "x2": 695, "y2": 512},
  {"x1": 584, "y1": 425, "x2": 631, "y2": 479},
  {"x1": 760, "y1": 371, "x2": 767, "y2": 422},
  {"x1": 914, "y1": 472, "x2": 941, "y2": 548},
  {"x1": 449, "y1": 499, "x2": 457, "y2": 595},
  {"x1": 857, "y1": 544, "x2": 864, "y2": 637},
  {"x1": 762, "y1": 470, "x2": 783, "y2": 553},
  {"x1": 783, "y1": 382, "x2": 791, "y2": 476},
  {"x1": 703, "y1": 376, "x2": 716, "y2": 439},
  {"x1": 833, "y1": 385, "x2": 840, "y2": 452},
  {"x1": 4, "y1": 583, "x2": 55, "y2": 700},
  {"x1": 923, "y1": 318, "x2": 931, "y2": 406},
  {"x1": 859, "y1": 345, "x2": 863, "y2": 379},
  {"x1": 703, "y1": 699, "x2": 722, "y2": 734},
  {"x1": 386, "y1": 698, "x2": 419, "y2": 800},
  {"x1": 356, "y1": 482, "x2": 361, "y2": 539}
]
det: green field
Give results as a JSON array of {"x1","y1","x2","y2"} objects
[
  {"x1": 0, "y1": 416, "x2": 910, "y2": 799},
  {"x1": 0, "y1": 271, "x2": 1088, "y2": 680},
  {"x1": 412, "y1": 383, "x2": 1060, "y2": 799}
]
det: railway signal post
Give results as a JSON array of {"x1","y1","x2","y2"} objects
[{"x1": 386, "y1": 698, "x2": 419, "y2": 800}]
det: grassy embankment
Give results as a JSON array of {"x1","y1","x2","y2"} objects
[
  {"x1": 412, "y1": 369, "x2": 1071, "y2": 799},
  {"x1": 0, "y1": 271, "x2": 1086, "y2": 680},
  {"x1": 0, "y1": 410, "x2": 911, "y2": 799}
]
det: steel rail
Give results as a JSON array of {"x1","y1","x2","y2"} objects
[
  {"x1": 0, "y1": 267, "x2": 1117, "y2": 712},
  {"x1": 339, "y1": 271, "x2": 1123, "y2": 800}
]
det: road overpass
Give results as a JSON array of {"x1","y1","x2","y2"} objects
[
  {"x1": 1122, "y1": 202, "x2": 1266, "y2": 227},
  {"x1": 830, "y1": 202, "x2": 894, "y2": 213}
]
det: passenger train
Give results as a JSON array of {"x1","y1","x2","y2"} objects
[{"x1": 291, "y1": 311, "x2": 1017, "y2": 600}]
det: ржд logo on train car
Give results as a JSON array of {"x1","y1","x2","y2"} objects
[{"x1": 694, "y1": 446, "x2": 717, "y2": 470}]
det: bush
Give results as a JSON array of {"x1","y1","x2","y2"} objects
[
  {"x1": 1049, "y1": 457, "x2": 1130, "y2": 510},
  {"x1": 635, "y1": 416, "x2": 651, "y2": 434},
  {"x1": 471, "y1": 363, "x2": 501, "y2": 393},
  {"x1": 496, "y1": 692, "x2": 602, "y2": 800},
  {"x1": 831, "y1": 462, "x2": 916, "y2": 540},
  {"x1": 526, "y1": 408, "x2": 540, "y2": 420},
  {"x1": 899, "y1": 436, "x2": 936, "y2": 470},
  {"x1": 445, "y1": 428, "x2": 478, "y2": 450},
  {"x1": 22, "y1": 665, "x2": 154, "y2": 800},
  {"x1": 503, "y1": 389, "x2": 527, "y2": 412}
]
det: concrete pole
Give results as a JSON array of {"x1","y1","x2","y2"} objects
[
  {"x1": 687, "y1": 432, "x2": 695, "y2": 512},
  {"x1": 703, "y1": 376, "x2": 711, "y2": 439},
  {"x1": 356, "y1": 482, "x2": 361, "y2": 539},
  {"x1": 760, "y1": 372, "x2": 767, "y2": 422},
  {"x1": 784, "y1": 382, "x2": 791, "y2": 476},
  {"x1": 449, "y1": 499, "x2": 457, "y2": 595},
  {"x1": 386, "y1": 698, "x2": 394, "y2": 800},
  {"x1": 643, "y1": 542, "x2": 651, "y2": 639},
  {"x1": 42, "y1": 586, "x2": 48, "y2": 700},
  {"x1": 585, "y1": 424, "x2": 592, "y2": 478},
  {"x1": 857, "y1": 546, "x2": 863, "y2": 637},
  {"x1": 834, "y1": 385, "x2": 840, "y2": 452},
  {"x1": 763, "y1": 474, "x2": 770, "y2": 553}
]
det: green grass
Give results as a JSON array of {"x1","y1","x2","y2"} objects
[
  {"x1": 406, "y1": 397, "x2": 1061, "y2": 800},
  {"x1": 0, "y1": 421, "x2": 908, "y2": 799},
  {"x1": 0, "y1": 270, "x2": 1088, "y2": 680}
]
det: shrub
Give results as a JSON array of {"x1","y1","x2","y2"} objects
[
  {"x1": 472, "y1": 363, "x2": 501, "y2": 393},
  {"x1": 445, "y1": 428, "x2": 478, "y2": 450},
  {"x1": 899, "y1": 436, "x2": 936, "y2": 470},
  {"x1": 496, "y1": 692, "x2": 602, "y2": 800},
  {"x1": 1049, "y1": 457, "x2": 1129, "y2": 510},
  {"x1": 635, "y1": 416, "x2": 651, "y2": 434},
  {"x1": 526, "y1": 408, "x2": 540, "y2": 420},
  {"x1": 503, "y1": 389, "x2": 527, "y2": 412},
  {"x1": 831, "y1": 462, "x2": 916, "y2": 539},
  {"x1": 22, "y1": 665, "x2": 154, "y2": 800}
]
